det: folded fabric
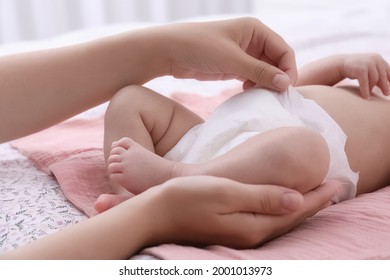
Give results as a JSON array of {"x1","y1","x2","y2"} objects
[
  {"x1": 11, "y1": 118, "x2": 104, "y2": 173},
  {"x1": 11, "y1": 117, "x2": 108, "y2": 217}
]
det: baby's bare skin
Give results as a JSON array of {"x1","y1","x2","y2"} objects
[{"x1": 298, "y1": 85, "x2": 390, "y2": 194}]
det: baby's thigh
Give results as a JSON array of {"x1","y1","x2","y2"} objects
[
  {"x1": 252, "y1": 126, "x2": 330, "y2": 193},
  {"x1": 115, "y1": 85, "x2": 204, "y2": 156},
  {"x1": 152, "y1": 97, "x2": 204, "y2": 156},
  {"x1": 105, "y1": 85, "x2": 195, "y2": 155}
]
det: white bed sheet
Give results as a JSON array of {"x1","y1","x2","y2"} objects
[{"x1": 1, "y1": 1, "x2": 389, "y2": 257}]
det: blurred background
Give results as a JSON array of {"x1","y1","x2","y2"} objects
[{"x1": 1, "y1": 0, "x2": 388, "y2": 44}]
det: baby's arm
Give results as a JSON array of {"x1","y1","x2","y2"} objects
[
  {"x1": 296, "y1": 55, "x2": 346, "y2": 86},
  {"x1": 297, "y1": 53, "x2": 390, "y2": 98}
]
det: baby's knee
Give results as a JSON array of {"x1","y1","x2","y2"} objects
[
  {"x1": 108, "y1": 85, "x2": 149, "y2": 110},
  {"x1": 106, "y1": 85, "x2": 155, "y2": 123}
]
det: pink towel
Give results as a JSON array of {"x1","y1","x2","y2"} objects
[
  {"x1": 10, "y1": 87, "x2": 390, "y2": 259},
  {"x1": 11, "y1": 117, "x2": 109, "y2": 217}
]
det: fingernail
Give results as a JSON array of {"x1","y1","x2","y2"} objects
[
  {"x1": 272, "y1": 73, "x2": 290, "y2": 90},
  {"x1": 281, "y1": 192, "x2": 303, "y2": 211},
  {"x1": 324, "y1": 180, "x2": 342, "y2": 194}
]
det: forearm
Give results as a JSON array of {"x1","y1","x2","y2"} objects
[
  {"x1": 296, "y1": 54, "x2": 346, "y2": 86},
  {"x1": 0, "y1": 17, "x2": 299, "y2": 142},
  {"x1": 0, "y1": 27, "x2": 167, "y2": 143}
]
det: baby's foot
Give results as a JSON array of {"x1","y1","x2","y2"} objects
[
  {"x1": 107, "y1": 137, "x2": 183, "y2": 194},
  {"x1": 94, "y1": 192, "x2": 133, "y2": 213}
]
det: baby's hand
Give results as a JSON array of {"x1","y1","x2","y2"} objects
[{"x1": 341, "y1": 53, "x2": 390, "y2": 99}]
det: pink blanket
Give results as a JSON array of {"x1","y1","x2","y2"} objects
[
  {"x1": 11, "y1": 89, "x2": 390, "y2": 259},
  {"x1": 11, "y1": 117, "x2": 108, "y2": 217}
]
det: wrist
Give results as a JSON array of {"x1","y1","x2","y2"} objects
[
  {"x1": 335, "y1": 54, "x2": 348, "y2": 79},
  {"x1": 144, "y1": 23, "x2": 189, "y2": 78},
  {"x1": 126, "y1": 185, "x2": 173, "y2": 248},
  {"x1": 132, "y1": 26, "x2": 172, "y2": 79},
  {"x1": 93, "y1": 191, "x2": 161, "y2": 258},
  {"x1": 139, "y1": 182, "x2": 194, "y2": 247},
  {"x1": 89, "y1": 27, "x2": 170, "y2": 86}
]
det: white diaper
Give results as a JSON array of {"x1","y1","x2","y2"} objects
[{"x1": 164, "y1": 86, "x2": 358, "y2": 203}]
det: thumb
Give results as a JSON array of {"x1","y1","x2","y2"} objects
[
  {"x1": 236, "y1": 53, "x2": 292, "y2": 91},
  {"x1": 226, "y1": 183, "x2": 304, "y2": 215}
]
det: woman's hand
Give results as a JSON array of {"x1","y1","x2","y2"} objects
[
  {"x1": 341, "y1": 53, "x2": 390, "y2": 98},
  {"x1": 156, "y1": 17, "x2": 297, "y2": 91},
  {"x1": 144, "y1": 176, "x2": 340, "y2": 248}
]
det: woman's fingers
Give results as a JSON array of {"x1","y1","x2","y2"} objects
[
  {"x1": 219, "y1": 180, "x2": 304, "y2": 215},
  {"x1": 218, "y1": 180, "x2": 341, "y2": 248}
]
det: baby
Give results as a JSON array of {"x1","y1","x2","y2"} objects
[{"x1": 95, "y1": 53, "x2": 390, "y2": 212}]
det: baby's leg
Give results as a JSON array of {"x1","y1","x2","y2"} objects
[
  {"x1": 96, "y1": 85, "x2": 204, "y2": 212},
  {"x1": 108, "y1": 126, "x2": 330, "y2": 196},
  {"x1": 189, "y1": 126, "x2": 330, "y2": 193},
  {"x1": 103, "y1": 85, "x2": 204, "y2": 160}
]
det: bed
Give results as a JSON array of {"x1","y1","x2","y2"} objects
[{"x1": 1, "y1": 2, "x2": 390, "y2": 259}]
